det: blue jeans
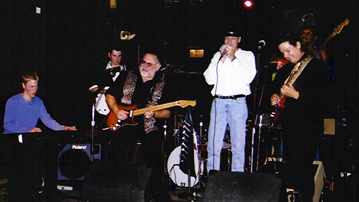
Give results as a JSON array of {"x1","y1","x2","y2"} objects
[{"x1": 206, "y1": 97, "x2": 248, "y2": 173}]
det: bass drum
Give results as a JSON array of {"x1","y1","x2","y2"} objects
[{"x1": 167, "y1": 146, "x2": 202, "y2": 187}]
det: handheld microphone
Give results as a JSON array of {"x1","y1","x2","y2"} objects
[
  {"x1": 258, "y1": 40, "x2": 266, "y2": 50},
  {"x1": 219, "y1": 50, "x2": 227, "y2": 60}
]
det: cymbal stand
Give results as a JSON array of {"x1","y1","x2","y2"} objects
[
  {"x1": 249, "y1": 46, "x2": 267, "y2": 172},
  {"x1": 250, "y1": 122, "x2": 256, "y2": 172},
  {"x1": 256, "y1": 114, "x2": 263, "y2": 171},
  {"x1": 173, "y1": 113, "x2": 183, "y2": 146},
  {"x1": 162, "y1": 120, "x2": 171, "y2": 188},
  {"x1": 91, "y1": 103, "x2": 96, "y2": 161},
  {"x1": 162, "y1": 121, "x2": 170, "y2": 185},
  {"x1": 197, "y1": 115, "x2": 204, "y2": 187}
]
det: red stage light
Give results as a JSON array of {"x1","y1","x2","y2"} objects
[{"x1": 243, "y1": 0, "x2": 254, "y2": 9}]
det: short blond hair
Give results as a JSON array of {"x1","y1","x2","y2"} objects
[{"x1": 22, "y1": 72, "x2": 39, "y2": 84}]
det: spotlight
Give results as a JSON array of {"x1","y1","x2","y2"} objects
[{"x1": 243, "y1": 0, "x2": 254, "y2": 10}]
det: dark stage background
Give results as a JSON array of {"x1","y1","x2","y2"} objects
[
  {"x1": 0, "y1": 0, "x2": 358, "y2": 199},
  {"x1": 0, "y1": 0, "x2": 357, "y2": 128}
]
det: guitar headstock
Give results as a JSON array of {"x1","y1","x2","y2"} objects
[
  {"x1": 333, "y1": 19, "x2": 349, "y2": 36},
  {"x1": 177, "y1": 100, "x2": 196, "y2": 108}
]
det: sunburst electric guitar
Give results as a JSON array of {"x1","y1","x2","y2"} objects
[
  {"x1": 312, "y1": 19, "x2": 349, "y2": 56},
  {"x1": 106, "y1": 100, "x2": 196, "y2": 131}
]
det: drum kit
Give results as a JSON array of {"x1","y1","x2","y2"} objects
[
  {"x1": 165, "y1": 113, "x2": 208, "y2": 189},
  {"x1": 164, "y1": 114, "x2": 235, "y2": 189},
  {"x1": 164, "y1": 113, "x2": 274, "y2": 189}
]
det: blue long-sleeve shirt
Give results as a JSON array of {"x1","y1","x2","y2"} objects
[{"x1": 3, "y1": 93, "x2": 65, "y2": 134}]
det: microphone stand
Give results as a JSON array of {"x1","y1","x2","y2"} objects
[
  {"x1": 250, "y1": 45, "x2": 265, "y2": 172},
  {"x1": 90, "y1": 86, "x2": 106, "y2": 161},
  {"x1": 198, "y1": 115, "x2": 203, "y2": 185}
]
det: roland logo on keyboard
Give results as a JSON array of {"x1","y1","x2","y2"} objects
[{"x1": 72, "y1": 145, "x2": 87, "y2": 150}]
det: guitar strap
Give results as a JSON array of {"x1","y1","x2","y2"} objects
[
  {"x1": 145, "y1": 77, "x2": 166, "y2": 133},
  {"x1": 284, "y1": 54, "x2": 313, "y2": 85},
  {"x1": 121, "y1": 71, "x2": 166, "y2": 133},
  {"x1": 121, "y1": 71, "x2": 137, "y2": 105},
  {"x1": 311, "y1": 49, "x2": 319, "y2": 58}
]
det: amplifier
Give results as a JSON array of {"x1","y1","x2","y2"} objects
[{"x1": 57, "y1": 143, "x2": 101, "y2": 182}]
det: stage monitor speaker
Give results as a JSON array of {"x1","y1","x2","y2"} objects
[
  {"x1": 57, "y1": 143, "x2": 101, "y2": 182},
  {"x1": 81, "y1": 162, "x2": 152, "y2": 202},
  {"x1": 203, "y1": 171, "x2": 282, "y2": 202}
]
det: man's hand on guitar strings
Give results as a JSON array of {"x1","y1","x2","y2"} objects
[
  {"x1": 117, "y1": 110, "x2": 129, "y2": 121},
  {"x1": 280, "y1": 84, "x2": 299, "y2": 100},
  {"x1": 271, "y1": 94, "x2": 280, "y2": 106}
]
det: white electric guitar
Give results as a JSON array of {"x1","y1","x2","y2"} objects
[
  {"x1": 95, "y1": 65, "x2": 126, "y2": 115},
  {"x1": 95, "y1": 87, "x2": 110, "y2": 116}
]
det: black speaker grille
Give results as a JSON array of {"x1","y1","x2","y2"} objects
[{"x1": 58, "y1": 149, "x2": 91, "y2": 180}]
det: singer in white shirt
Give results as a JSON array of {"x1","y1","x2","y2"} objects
[{"x1": 204, "y1": 29, "x2": 256, "y2": 173}]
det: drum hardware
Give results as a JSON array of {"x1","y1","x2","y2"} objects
[
  {"x1": 222, "y1": 142, "x2": 232, "y2": 171},
  {"x1": 202, "y1": 141, "x2": 232, "y2": 172},
  {"x1": 167, "y1": 140, "x2": 206, "y2": 187},
  {"x1": 167, "y1": 110, "x2": 204, "y2": 189},
  {"x1": 248, "y1": 47, "x2": 270, "y2": 172},
  {"x1": 248, "y1": 113, "x2": 266, "y2": 172},
  {"x1": 173, "y1": 113, "x2": 184, "y2": 146},
  {"x1": 198, "y1": 115, "x2": 204, "y2": 178},
  {"x1": 167, "y1": 146, "x2": 202, "y2": 187},
  {"x1": 162, "y1": 121, "x2": 170, "y2": 179},
  {"x1": 90, "y1": 103, "x2": 96, "y2": 162},
  {"x1": 163, "y1": 113, "x2": 183, "y2": 185},
  {"x1": 173, "y1": 128, "x2": 181, "y2": 147}
]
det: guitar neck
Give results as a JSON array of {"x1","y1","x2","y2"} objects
[
  {"x1": 133, "y1": 101, "x2": 180, "y2": 116},
  {"x1": 322, "y1": 19, "x2": 349, "y2": 46},
  {"x1": 323, "y1": 34, "x2": 334, "y2": 46}
]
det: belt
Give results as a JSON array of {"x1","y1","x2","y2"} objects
[{"x1": 214, "y1": 94, "x2": 246, "y2": 99}]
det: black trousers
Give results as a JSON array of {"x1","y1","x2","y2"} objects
[{"x1": 280, "y1": 121, "x2": 322, "y2": 202}]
